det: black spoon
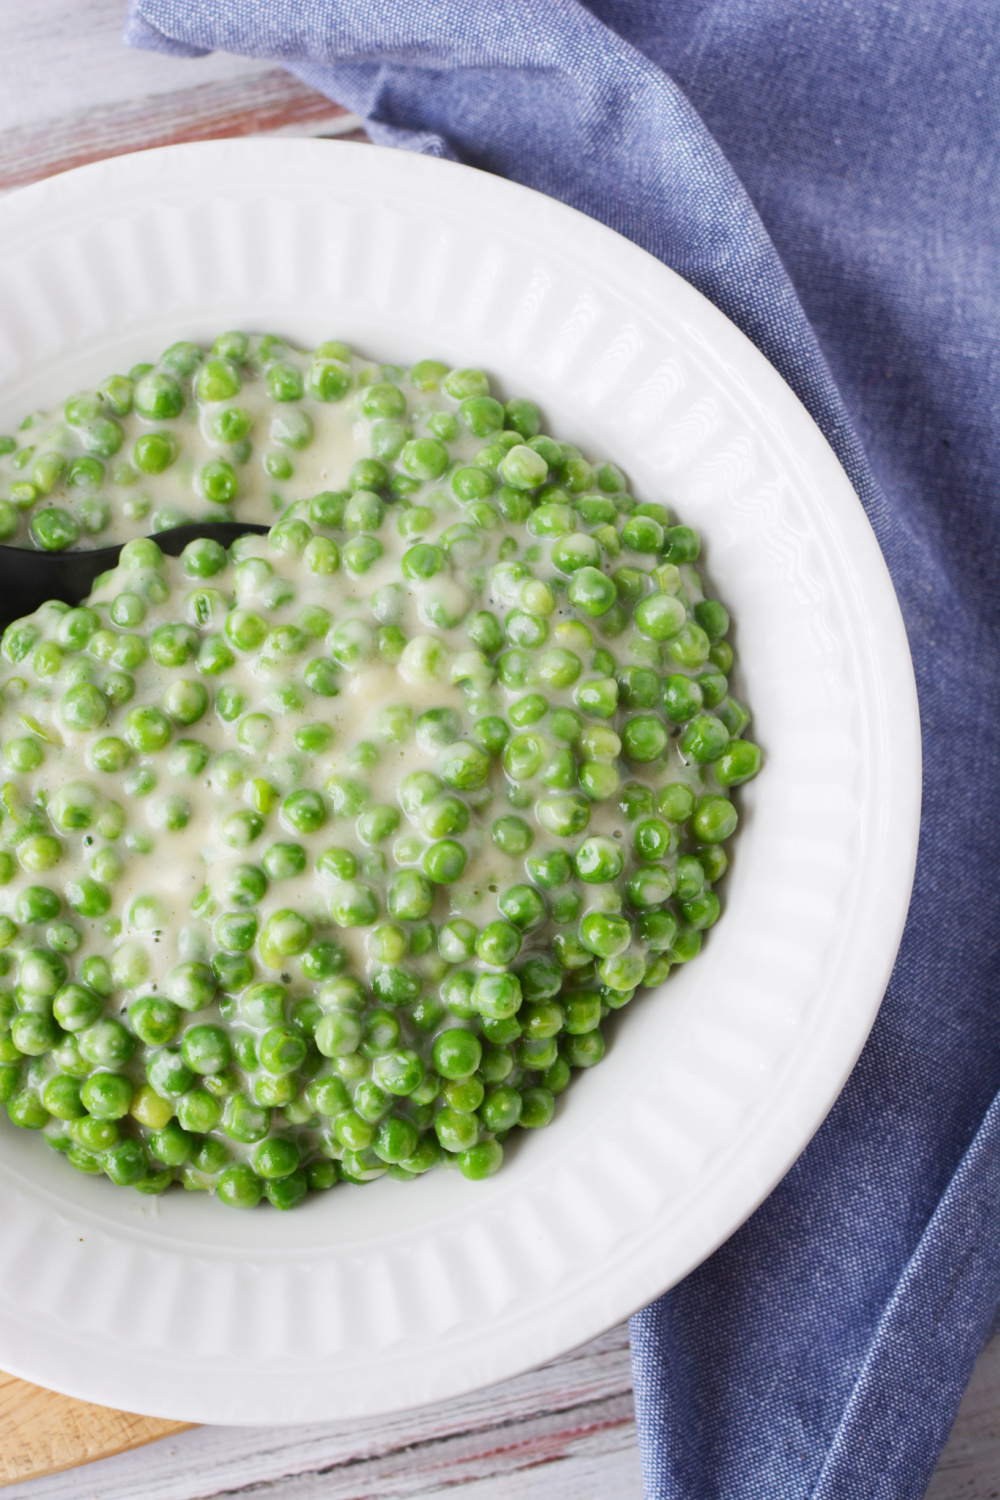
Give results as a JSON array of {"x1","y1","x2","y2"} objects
[{"x1": 0, "y1": 523, "x2": 272, "y2": 629}]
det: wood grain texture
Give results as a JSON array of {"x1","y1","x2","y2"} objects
[
  {"x1": 925, "y1": 1332, "x2": 1000, "y2": 1500},
  {"x1": 2, "y1": 1323, "x2": 643, "y2": 1498},
  {"x1": 0, "y1": 1370, "x2": 189, "y2": 1487},
  {"x1": 0, "y1": 71, "x2": 359, "y2": 192}
]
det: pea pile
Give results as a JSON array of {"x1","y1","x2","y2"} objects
[
  {"x1": 0, "y1": 343, "x2": 761, "y2": 1208},
  {"x1": 0, "y1": 334, "x2": 369, "y2": 549}
]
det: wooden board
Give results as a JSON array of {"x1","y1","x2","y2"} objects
[
  {"x1": 1, "y1": 1323, "x2": 643, "y2": 1498},
  {"x1": 0, "y1": 1369, "x2": 190, "y2": 1486}
]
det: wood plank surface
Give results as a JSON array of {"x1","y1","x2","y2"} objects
[
  {"x1": 0, "y1": 71, "x2": 360, "y2": 194},
  {"x1": 2, "y1": 1322, "x2": 643, "y2": 1498},
  {"x1": 0, "y1": 1369, "x2": 188, "y2": 1486}
]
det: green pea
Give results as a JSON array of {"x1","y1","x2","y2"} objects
[
  {"x1": 574, "y1": 836, "x2": 624, "y2": 884},
  {"x1": 503, "y1": 733, "x2": 544, "y2": 781},
  {"x1": 386, "y1": 870, "x2": 434, "y2": 922},
  {"x1": 413, "y1": 709, "x2": 460, "y2": 753},
  {"x1": 397, "y1": 436, "x2": 448, "y2": 480},
  {"x1": 17, "y1": 946, "x2": 67, "y2": 997},
  {"x1": 476, "y1": 1082, "x2": 520, "y2": 1135},
  {"x1": 143, "y1": 1046, "x2": 191, "y2": 1101},
  {"x1": 330, "y1": 881, "x2": 381, "y2": 926},
  {"x1": 659, "y1": 674, "x2": 702, "y2": 721},
  {"x1": 622, "y1": 714, "x2": 668, "y2": 762},
  {"x1": 667, "y1": 622, "x2": 711, "y2": 668},
  {"x1": 192, "y1": 357, "x2": 240, "y2": 403},
  {"x1": 276, "y1": 789, "x2": 325, "y2": 836},
  {"x1": 249, "y1": 1137, "x2": 299, "y2": 1180},
  {"x1": 258, "y1": 838, "x2": 304, "y2": 880},
  {"x1": 124, "y1": 705, "x2": 171, "y2": 753},
  {"x1": 64, "y1": 876, "x2": 111, "y2": 918},
  {"x1": 632, "y1": 592, "x2": 683, "y2": 641},
  {"x1": 580, "y1": 912, "x2": 632, "y2": 958},
  {"x1": 342, "y1": 535, "x2": 384, "y2": 575},
  {"x1": 652, "y1": 784, "x2": 691, "y2": 824},
  {"x1": 498, "y1": 444, "x2": 547, "y2": 490},
  {"x1": 697, "y1": 845, "x2": 729, "y2": 884},
  {"x1": 464, "y1": 611, "x2": 502, "y2": 657},
  {"x1": 222, "y1": 609, "x2": 266, "y2": 654},
  {"x1": 609, "y1": 668, "x2": 655, "y2": 715},
  {"x1": 303, "y1": 354, "x2": 349, "y2": 407},
  {"x1": 565, "y1": 566, "x2": 615, "y2": 617},
  {"x1": 638, "y1": 910, "x2": 679, "y2": 954},
  {"x1": 45, "y1": 919, "x2": 80, "y2": 954},
  {"x1": 132, "y1": 430, "x2": 178, "y2": 475},
  {"x1": 577, "y1": 761, "x2": 617, "y2": 801},
  {"x1": 181, "y1": 1024, "x2": 232, "y2": 1075},
  {"x1": 134, "y1": 373, "x2": 184, "y2": 421},
  {"x1": 372, "y1": 1048, "x2": 425, "y2": 1098},
  {"x1": 498, "y1": 884, "x2": 547, "y2": 932},
  {"x1": 574, "y1": 677, "x2": 619, "y2": 719},
  {"x1": 176, "y1": 1089, "x2": 222, "y2": 1134},
  {"x1": 80, "y1": 1072, "x2": 133, "y2": 1121},
  {"x1": 541, "y1": 748, "x2": 576, "y2": 788},
  {"x1": 695, "y1": 671, "x2": 728, "y2": 710},
  {"x1": 197, "y1": 459, "x2": 238, "y2": 504},
  {"x1": 474, "y1": 920, "x2": 520, "y2": 967},
  {"x1": 216, "y1": 1162, "x2": 264, "y2": 1208},
  {"x1": 2, "y1": 736, "x2": 42, "y2": 772},
  {"x1": 446, "y1": 467, "x2": 493, "y2": 509},
  {"x1": 64, "y1": 451, "x2": 103, "y2": 492},
  {"x1": 163, "y1": 960, "x2": 216, "y2": 1013},
  {"x1": 718, "y1": 696, "x2": 752, "y2": 737},
  {"x1": 306, "y1": 1160, "x2": 338, "y2": 1192},
  {"x1": 29, "y1": 508, "x2": 79, "y2": 552},
  {"x1": 432, "y1": 1106, "x2": 477, "y2": 1154},
  {"x1": 459, "y1": 715, "x2": 502, "y2": 763},
  {"x1": 709, "y1": 639, "x2": 734, "y2": 674},
  {"x1": 520, "y1": 851, "x2": 568, "y2": 894},
  {"x1": 40, "y1": 1074, "x2": 84, "y2": 1121},
  {"x1": 454, "y1": 395, "x2": 500, "y2": 438},
  {"x1": 261, "y1": 361, "x2": 303, "y2": 402},
  {"x1": 502, "y1": 614, "x2": 545, "y2": 656},
  {"x1": 680, "y1": 714, "x2": 730, "y2": 764},
  {"x1": 60, "y1": 683, "x2": 109, "y2": 732},
  {"x1": 420, "y1": 796, "x2": 469, "y2": 840},
  {"x1": 77, "y1": 1016, "x2": 135, "y2": 1068},
  {"x1": 679, "y1": 891, "x2": 721, "y2": 930},
  {"x1": 633, "y1": 818, "x2": 674, "y2": 861},
  {"x1": 536, "y1": 793, "x2": 590, "y2": 837},
  {"x1": 205, "y1": 332, "x2": 247, "y2": 363},
  {"x1": 422, "y1": 839, "x2": 466, "y2": 884},
  {"x1": 715, "y1": 740, "x2": 762, "y2": 786},
  {"x1": 658, "y1": 524, "x2": 699, "y2": 563},
  {"x1": 627, "y1": 864, "x2": 675, "y2": 907},
  {"x1": 439, "y1": 741, "x2": 491, "y2": 790},
  {"x1": 312, "y1": 1008, "x2": 361, "y2": 1058},
  {"x1": 437, "y1": 366, "x2": 491, "y2": 403},
  {"x1": 9, "y1": 1010, "x2": 58, "y2": 1055},
  {"x1": 259, "y1": 910, "x2": 313, "y2": 964},
  {"x1": 13, "y1": 883, "x2": 59, "y2": 924},
  {"x1": 519, "y1": 1087, "x2": 555, "y2": 1128},
  {"x1": 691, "y1": 795, "x2": 738, "y2": 843},
  {"x1": 125, "y1": 994, "x2": 180, "y2": 1047}
]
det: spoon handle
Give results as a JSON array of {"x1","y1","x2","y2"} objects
[{"x1": 0, "y1": 523, "x2": 271, "y2": 630}]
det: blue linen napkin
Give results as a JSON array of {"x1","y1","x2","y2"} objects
[{"x1": 123, "y1": 5, "x2": 1000, "y2": 1494}]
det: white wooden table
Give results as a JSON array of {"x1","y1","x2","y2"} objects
[{"x1": 0, "y1": 4, "x2": 994, "y2": 1494}]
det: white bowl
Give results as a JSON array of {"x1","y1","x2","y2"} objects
[{"x1": 0, "y1": 139, "x2": 920, "y2": 1424}]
